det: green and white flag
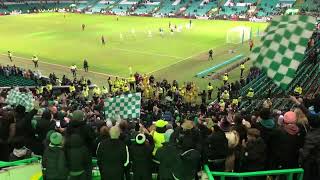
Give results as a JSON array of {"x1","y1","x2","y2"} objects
[
  {"x1": 251, "y1": 15, "x2": 316, "y2": 89},
  {"x1": 5, "y1": 88, "x2": 34, "y2": 112},
  {"x1": 104, "y1": 93, "x2": 141, "y2": 119}
]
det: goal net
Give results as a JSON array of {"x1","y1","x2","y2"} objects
[{"x1": 226, "y1": 26, "x2": 251, "y2": 44}]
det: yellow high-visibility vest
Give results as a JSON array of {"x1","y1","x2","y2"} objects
[
  {"x1": 46, "y1": 84, "x2": 52, "y2": 91},
  {"x1": 223, "y1": 75, "x2": 228, "y2": 81},
  {"x1": 69, "y1": 85, "x2": 75, "y2": 93},
  {"x1": 294, "y1": 86, "x2": 302, "y2": 95},
  {"x1": 247, "y1": 91, "x2": 254, "y2": 98},
  {"x1": 207, "y1": 85, "x2": 213, "y2": 91}
]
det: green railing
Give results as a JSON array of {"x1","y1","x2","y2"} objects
[
  {"x1": 0, "y1": 156, "x2": 41, "y2": 168},
  {"x1": 0, "y1": 157, "x2": 100, "y2": 179},
  {"x1": 204, "y1": 165, "x2": 304, "y2": 180}
]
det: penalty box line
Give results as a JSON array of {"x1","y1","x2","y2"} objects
[{"x1": 0, "y1": 54, "x2": 125, "y2": 79}]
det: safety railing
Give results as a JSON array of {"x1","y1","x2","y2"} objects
[
  {"x1": 0, "y1": 157, "x2": 100, "y2": 179},
  {"x1": 204, "y1": 165, "x2": 304, "y2": 180},
  {"x1": 0, "y1": 156, "x2": 41, "y2": 168}
]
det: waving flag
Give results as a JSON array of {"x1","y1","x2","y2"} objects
[
  {"x1": 104, "y1": 93, "x2": 141, "y2": 119},
  {"x1": 251, "y1": 15, "x2": 316, "y2": 89}
]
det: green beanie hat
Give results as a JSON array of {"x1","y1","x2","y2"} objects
[{"x1": 50, "y1": 132, "x2": 63, "y2": 145}]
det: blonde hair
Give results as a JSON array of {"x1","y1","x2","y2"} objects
[
  {"x1": 109, "y1": 126, "x2": 120, "y2": 139},
  {"x1": 294, "y1": 108, "x2": 309, "y2": 132}
]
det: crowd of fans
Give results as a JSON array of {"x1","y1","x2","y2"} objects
[{"x1": 0, "y1": 59, "x2": 320, "y2": 180}]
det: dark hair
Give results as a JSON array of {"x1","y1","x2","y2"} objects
[
  {"x1": 259, "y1": 108, "x2": 271, "y2": 120},
  {"x1": 11, "y1": 136, "x2": 25, "y2": 149},
  {"x1": 234, "y1": 113, "x2": 243, "y2": 125},
  {"x1": 42, "y1": 110, "x2": 52, "y2": 120}
]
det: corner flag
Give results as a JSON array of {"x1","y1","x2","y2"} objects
[{"x1": 251, "y1": 16, "x2": 316, "y2": 89}]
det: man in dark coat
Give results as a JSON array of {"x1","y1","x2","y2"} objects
[
  {"x1": 130, "y1": 133, "x2": 154, "y2": 180},
  {"x1": 300, "y1": 115, "x2": 320, "y2": 180},
  {"x1": 269, "y1": 111, "x2": 302, "y2": 169},
  {"x1": 34, "y1": 110, "x2": 56, "y2": 155},
  {"x1": 203, "y1": 125, "x2": 228, "y2": 171},
  {"x1": 97, "y1": 126, "x2": 129, "y2": 180},
  {"x1": 171, "y1": 121, "x2": 201, "y2": 180},
  {"x1": 155, "y1": 129, "x2": 177, "y2": 180},
  {"x1": 14, "y1": 105, "x2": 38, "y2": 138},
  {"x1": 240, "y1": 128, "x2": 266, "y2": 172},
  {"x1": 66, "y1": 110, "x2": 95, "y2": 179},
  {"x1": 253, "y1": 108, "x2": 276, "y2": 168},
  {"x1": 65, "y1": 134, "x2": 91, "y2": 180},
  {"x1": 289, "y1": 95, "x2": 320, "y2": 179},
  {"x1": 42, "y1": 132, "x2": 68, "y2": 180}
]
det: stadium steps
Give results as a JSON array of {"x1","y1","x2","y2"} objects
[
  {"x1": 0, "y1": 75, "x2": 37, "y2": 87},
  {"x1": 305, "y1": 71, "x2": 320, "y2": 95},
  {"x1": 294, "y1": 0, "x2": 305, "y2": 8}
]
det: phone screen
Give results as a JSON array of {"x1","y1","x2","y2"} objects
[{"x1": 56, "y1": 121, "x2": 61, "y2": 128}]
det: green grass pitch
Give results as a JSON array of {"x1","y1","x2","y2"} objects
[{"x1": 0, "y1": 13, "x2": 267, "y2": 89}]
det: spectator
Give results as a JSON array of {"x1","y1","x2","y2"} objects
[
  {"x1": 240, "y1": 128, "x2": 266, "y2": 172},
  {"x1": 269, "y1": 111, "x2": 303, "y2": 169},
  {"x1": 129, "y1": 133, "x2": 154, "y2": 180},
  {"x1": 155, "y1": 129, "x2": 176, "y2": 180},
  {"x1": 66, "y1": 110, "x2": 95, "y2": 179},
  {"x1": 151, "y1": 119, "x2": 168, "y2": 155},
  {"x1": 65, "y1": 134, "x2": 91, "y2": 180},
  {"x1": 97, "y1": 126, "x2": 129, "y2": 180},
  {"x1": 9, "y1": 136, "x2": 33, "y2": 161},
  {"x1": 203, "y1": 125, "x2": 228, "y2": 171},
  {"x1": 42, "y1": 132, "x2": 68, "y2": 180}
]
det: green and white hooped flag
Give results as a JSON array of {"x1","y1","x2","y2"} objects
[
  {"x1": 104, "y1": 93, "x2": 141, "y2": 120},
  {"x1": 251, "y1": 15, "x2": 316, "y2": 89},
  {"x1": 5, "y1": 88, "x2": 35, "y2": 112}
]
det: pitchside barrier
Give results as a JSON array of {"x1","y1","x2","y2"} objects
[
  {"x1": 196, "y1": 54, "x2": 244, "y2": 78},
  {"x1": 204, "y1": 164, "x2": 304, "y2": 180},
  {"x1": 0, "y1": 157, "x2": 100, "y2": 180}
]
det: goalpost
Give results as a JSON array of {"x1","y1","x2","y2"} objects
[{"x1": 226, "y1": 26, "x2": 251, "y2": 44}]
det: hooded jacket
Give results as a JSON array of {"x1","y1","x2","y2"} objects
[
  {"x1": 42, "y1": 145, "x2": 68, "y2": 180},
  {"x1": 65, "y1": 134, "x2": 91, "y2": 177},
  {"x1": 129, "y1": 134, "x2": 154, "y2": 180},
  {"x1": 155, "y1": 142, "x2": 179, "y2": 180},
  {"x1": 66, "y1": 120, "x2": 95, "y2": 154},
  {"x1": 96, "y1": 139, "x2": 129, "y2": 180}
]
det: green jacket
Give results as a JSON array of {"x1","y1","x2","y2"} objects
[{"x1": 42, "y1": 145, "x2": 68, "y2": 180}]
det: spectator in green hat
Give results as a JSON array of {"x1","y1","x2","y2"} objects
[{"x1": 42, "y1": 132, "x2": 68, "y2": 180}]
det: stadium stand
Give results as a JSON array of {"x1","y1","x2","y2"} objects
[
  {"x1": 183, "y1": 0, "x2": 218, "y2": 17},
  {"x1": 256, "y1": 0, "x2": 280, "y2": 17},
  {"x1": 155, "y1": 0, "x2": 189, "y2": 15},
  {"x1": 301, "y1": 0, "x2": 320, "y2": 12}
]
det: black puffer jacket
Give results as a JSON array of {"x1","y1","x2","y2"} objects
[
  {"x1": 66, "y1": 120, "x2": 95, "y2": 154},
  {"x1": 155, "y1": 142, "x2": 179, "y2": 180},
  {"x1": 96, "y1": 139, "x2": 129, "y2": 180},
  {"x1": 172, "y1": 148, "x2": 201, "y2": 180},
  {"x1": 301, "y1": 127, "x2": 320, "y2": 180},
  {"x1": 65, "y1": 134, "x2": 91, "y2": 178},
  {"x1": 240, "y1": 137, "x2": 266, "y2": 172},
  {"x1": 203, "y1": 130, "x2": 228, "y2": 162},
  {"x1": 129, "y1": 134, "x2": 154, "y2": 180},
  {"x1": 42, "y1": 145, "x2": 68, "y2": 180}
]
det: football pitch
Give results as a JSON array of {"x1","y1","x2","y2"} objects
[{"x1": 0, "y1": 13, "x2": 267, "y2": 88}]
